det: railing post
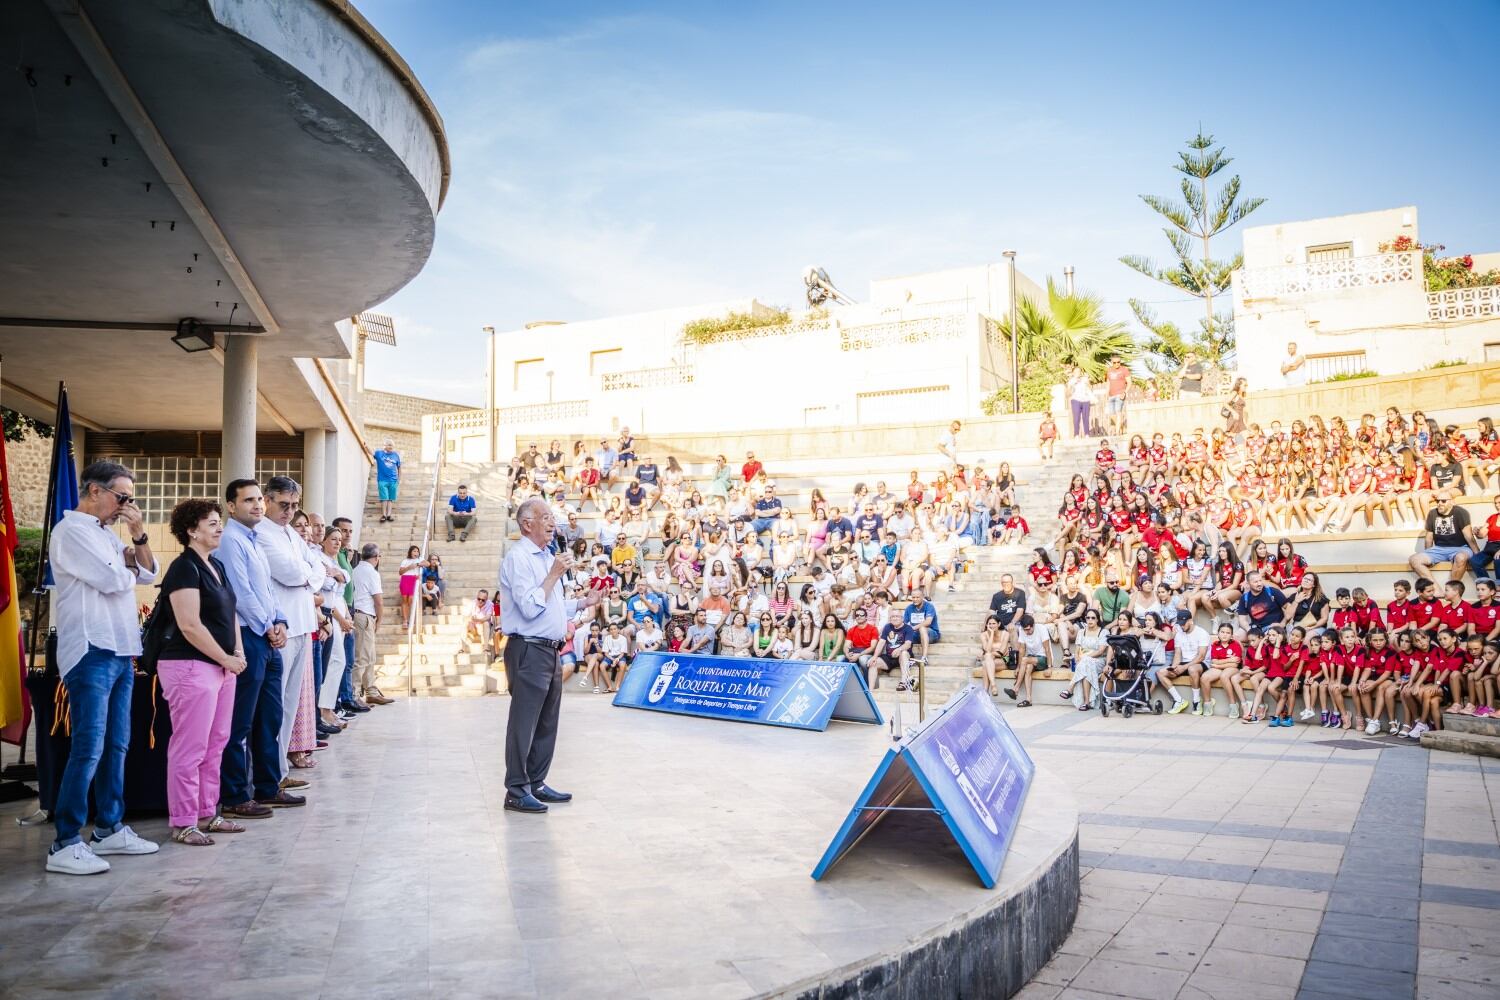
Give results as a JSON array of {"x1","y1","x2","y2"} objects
[{"x1": 404, "y1": 417, "x2": 447, "y2": 701}]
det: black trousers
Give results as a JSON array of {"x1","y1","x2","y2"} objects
[{"x1": 502, "y1": 637, "x2": 562, "y2": 798}]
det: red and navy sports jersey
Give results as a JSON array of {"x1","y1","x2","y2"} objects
[
  {"x1": 1468, "y1": 601, "x2": 1500, "y2": 637},
  {"x1": 1352, "y1": 602, "x2": 1384, "y2": 633},
  {"x1": 1029, "y1": 564, "x2": 1055, "y2": 587},
  {"x1": 1273, "y1": 555, "x2": 1307, "y2": 588},
  {"x1": 1432, "y1": 650, "x2": 1469, "y2": 674},
  {"x1": 1109, "y1": 510, "x2": 1132, "y2": 532},
  {"x1": 1409, "y1": 599, "x2": 1440, "y2": 630},
  {"x1": 1365, "y1": 649, "x2": 1401, "y2": 674},
  {"x1": 1217, "y1": 561, "x2": 1239, "y2": 588},
  {"x1": 1335, "y1": 647, "x2": 1364, "y2": 676},
  {"x1": 1210, "y1": 640, "x2": 1244, "y2": 663},
  {"x1": 1095, "y1": 449, "x2": 1115, "y2": 464},
  {"x1": 1385, "y1": 600, "x2": 1411, "y2": 629},
  {"x1": 1331, "y1": 608, "x2": 1359, "y2": 631},
  {"x1": 1437, "y1": 601, "x2": 1473, "y2": 632}
]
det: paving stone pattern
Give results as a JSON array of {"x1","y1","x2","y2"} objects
[{"x1": 1007, "y1": 705, "x2": 1500, "y2": 1000}]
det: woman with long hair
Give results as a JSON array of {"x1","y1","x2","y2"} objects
[
  {"x1": 818, "y1": 614, "x2": 847, "y2": 661},
  {"x1": 398, "y1": 544, "x2": 423, "y2": 627},
  {"x1": 792, "y1": 610, "x2": 820, "y2": 659},
  {"x1": 1285, "y1": 571, "x2": 1331, "y2": 633},
  {"x1": 1209, "y1": 541, "x2": 1244, "y2": 615}
]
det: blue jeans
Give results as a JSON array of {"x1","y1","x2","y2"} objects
[
  {"x1": 751, "y1": 517, "x2": 778, "y2": 535},
  {"x1": 339, "y1": 630, "x2": 356, "y2": 705},
  {"x1": 312, "y1": 629, "x2": 325, "y2": 693},
  {"x1": 219, "y1": 627, "x2": 284, "y2": 805},
  {"x1": 969, "y1": 508, "x2": 990, "y2": 546},
  {"x1": 52, "y1": 646, "x2": 133, "y2": 849}
]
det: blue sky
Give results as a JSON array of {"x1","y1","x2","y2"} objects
[{"x1": 357, "y1": 0, "x2": 1500, "y2": 405}]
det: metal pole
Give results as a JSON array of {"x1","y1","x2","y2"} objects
[{"x1": 1003, "y1": 251, "x2": 1019, "y2": 412}]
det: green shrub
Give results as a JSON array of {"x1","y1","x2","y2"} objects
[
  {"x1": 1311, "y1": 369, "x2": 1380, "y2": 384},
  {"x1": 682, "y1": 308, "x2": 793, "y2": 344},
  {"x1": 1427, "y1": 359, "x2": 1468, "y2": 369}
]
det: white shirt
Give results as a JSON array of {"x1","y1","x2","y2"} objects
[
  {"x1": 256, "y1": 521, "x2": 324, "y2": 636},
  {"x1": 635, "y1": 627, "x2": 663, "y2": 652},
  {"x1": 48, "y1": 510, "x2": 158, "y2": 677},
  {"x1": 1175, "y1": 625, "x2": 1211, "y2": 666},
  {"x1": 1282, "y1": 353, "x2": 1307, "y2": 387},
  {"x1": 352, "y1": 561, "x2": 382, "y2": 616},
  {"x1": 602, "y1": 633, "x2": 629, "y2": 658},
  {"x1": 317, "y1": 551, "x2": 349, "y2": 617}
]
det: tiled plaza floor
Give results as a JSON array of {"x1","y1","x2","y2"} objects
[
  {"x1": 1, "y1": 693, "x2": 1495, "y2": 999},
  {"x1": 1004, "y1": 704, "x2": 1500, "y2": 1000}
]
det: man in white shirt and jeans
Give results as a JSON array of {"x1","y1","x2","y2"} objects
[
  {"x1": 256, "y1": 476, "x2": 325, "y2": 787},
  {"x1": 45, "y1": 461, "x2": 161, "y2": 875},
  {"x1": 351, "y1": 543, "x2": 385, "y2": 707}
]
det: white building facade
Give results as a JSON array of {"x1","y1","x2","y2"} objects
[
  {"x1": 430, "y1": 263, "x2": 1043, "y2": 461},
  {"x1": 1232, "y1": 206, "x2": 1500, "y2": 389}
]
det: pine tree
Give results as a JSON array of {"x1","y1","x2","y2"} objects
[{"x1": 1121, "y1": 130, "x2": 1264, "y2": 365}]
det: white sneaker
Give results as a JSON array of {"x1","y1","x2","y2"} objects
[
  {"x1": 90, "y1": 825, "x2": 159, "y2": 856},
  {"x1": 1204, "y1": 699, "x2": 1216, "y2": 717},
  {"x1": 1407, "y1": 722, "x2": 1430, "y2": 740},
  {"x1": 1190, "y1": 703, "x2": 1204, "y2": 717},
  {"x1": 1388, "y1": 720, "x2": 1401, "y2": 735},
  {"x1": 1364, "y1": 719, "x2": 1380, "y2": 735},
  {"x1": 46, "y1": 842, "x2": 110, "y2": 876},
  {"x1": 1228, "y1": 703, "x2": 1240, "y2": 720},
  {"x1": 1299, "y1": 709, "x2": 1315, "y2": 721}
]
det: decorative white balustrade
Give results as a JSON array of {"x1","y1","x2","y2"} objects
[
  {"x1": 1235, "y1": 251, "x2": 1418, "y2": 301},
  {"x1": 1427, "y1": 285, "x2": 1500, "y2": 322},
  {"x1": 601, "y1": 365, "x2": 696, "y2": 391},
  {"x1": 497, "y1": 399, "x2": 589, "y2": 424},
  {"x1": 431, "y1": 408, "x2": 488, "y2": 430},
  {"x1": 690, "y1": 315, "x2": 833, "y2": 346},
  {"x1": 838, "y1": 313, "x2": 967, "y2": 351}
]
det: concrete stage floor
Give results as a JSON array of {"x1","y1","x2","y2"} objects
[{"x1": 0, "y1": 696, "x2": 1078, "y2": 1000}]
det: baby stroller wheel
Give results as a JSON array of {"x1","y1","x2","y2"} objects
[
  {"x1": 1154, "y1": 700, "x2": 1164, "y2": 715},
  {"x1": 1099, "y1": 700, "x2": 1109, "y2": 718},
  {"x1": 1123, "y1": 703, "x2": 1135, "y2": 719}
]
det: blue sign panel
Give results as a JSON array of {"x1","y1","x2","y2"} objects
[
  {"x1": 812, "y1": 685, "x2": 1034, "y2": 888},
  {"x1": 613, "y1": 652, "x2": 882, "y2": 731}
]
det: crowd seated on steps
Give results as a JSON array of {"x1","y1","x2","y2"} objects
[
  {"x1": 499, "y1": 424, "x2": 1017, "y2": 696},
  {"x1": 991, "y1": 402, "x2": 1500, "y2": 742}
]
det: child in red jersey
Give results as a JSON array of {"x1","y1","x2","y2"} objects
[
  {"x1": 1270, "y1": 538, "x2": 1308, "y2": 591},
  {"x1": 1198, "y1": 622, "x2": 1245, "y2": 718},
  {"x1": 1234, "y1": 630, "x2": 1271, "y2": 722},
  {"x1": 1455, "y1": 635, "x2": 1492, "y2": 717},
  {"x1": 1384, "y1": 579, "x2": 1413, "y2": 641},
  {"x1": 1409, "y1": 579, "x2": 1442, "y2": 636},
  {"x1": 1094, "y1": 439, "x2": 1116, "y2": 476},
  {"x1": 1249, "y1": 626, "x2": 1292, "y2": 725},
  {"x1": 1320, "y1": 628, "x2": 1364, "y2": 730},
  {"x1": 1362, "y1": 630, "x2": 1402, "y2": 734},
  {"x1": 1436, "y1": 580, "x2": 1473, "y2": 639},
  {"x1": 1469, "y1": 578, "x2": 1500, "y2": 646},
  {"x1": 1310, "y1": 630, "x2": 1340, "y2": 727},
  {"x1": 1283, "y1": 626, "x2": 1317, "y2": 724},
  {"x1": 997, "y1": 504, "x2": 1030, "y2": 546},
  {"x1": 1350, "y1": 587, "x2": 1384, "y2": 636},
  {"x1": 1330, "y1": 588, "x2": 1360, "y2": 633},
  {"x1": 1398, "y1": 629, "x2": 1441, "y2": 739}
]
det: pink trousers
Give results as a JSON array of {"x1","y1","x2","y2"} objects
[{"x1": 157, "y1": 659, "x2": 236, "y2": 827}]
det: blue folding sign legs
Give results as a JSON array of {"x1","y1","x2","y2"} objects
[
  {"x1": 812, "y1": 685, "x2": 1035, "y2": 888},
  {"x1": 613, "y1": 652, "x2": 882, "y2": 731}
]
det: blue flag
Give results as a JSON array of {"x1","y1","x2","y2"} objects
[{"x1": 43, "y1": 384, "x2": 79, "y2": 587}]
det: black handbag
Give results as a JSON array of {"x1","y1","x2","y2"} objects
[{"x1": 136, "y1": 592, "x2": 177, "y2": 677}]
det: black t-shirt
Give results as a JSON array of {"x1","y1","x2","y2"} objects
[
  {"x1": 1061, "y1": 592, "x2": 1088, "y2": 618},
  {"x1": 1181, "y1": 360, "x2": 1204, "y2": 391},
  {"x1": 1429, "y1": 462, "x2": 1464, "y2": 492},
  {"x1": 989, "y1": 588, "x2": 1027, "y2": 626},
  {"x1": 1292, "y1": 594, "x2": 1329, "y2": 626},
  {"x1": 637, "y1": 463, "x2": 659, "y2": 485},
  {"x1": 158, "y1": 549, "x2": 238, "y2": 662},
  {"x1": 1426, "y1": 505, "x2": 1471, "y2": 548}
]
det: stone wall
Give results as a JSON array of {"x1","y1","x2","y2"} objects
[
  {"x1": 361, "y1": 388, "x2": 466, "y2": 458},
  {"x1": 4, "y1": 429, "x2": 54, "y2": 528}
]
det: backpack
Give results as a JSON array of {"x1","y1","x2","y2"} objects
[{"x1": 136, "y1": 590, "x2": 177, "y2": 676}]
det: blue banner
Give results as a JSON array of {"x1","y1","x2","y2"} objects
[
  {"x1": 812, "y1": 684, "x2": 1034, "y2": 888},
  {"x1": 612, "y1": 652, "x2": 882, "y2": 731},
  {"x1": 43, "y1": 383, "x2": 79, "y2": 588}
]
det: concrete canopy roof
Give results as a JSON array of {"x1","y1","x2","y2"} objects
[{"x1": 0, "y1": 0, "x2": 447, "y2": 431}]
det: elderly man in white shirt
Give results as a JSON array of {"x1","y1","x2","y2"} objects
[
  {"x1": 255, "y1": 476, "x2": 325, "y2": 785},
  {"x1": 45, "y1": 461, "x2": 160, "y2": 875}
]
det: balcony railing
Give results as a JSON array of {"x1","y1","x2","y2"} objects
[
  {"x1": 1427, "y1": 285, "x2": 1500, "y2": 322},
  {"x1": 838, "y1": 314, "x2": 967, "y2": 352},
  {"x1": 1235, "y1": 251, "x2": 1418, "y2": 301},
  {"x1": 601, "y1": 365, "x2": 695, "y2": 391},
  {"x1": 498, "y1": 399, "x2": 589, "y2": 424}
]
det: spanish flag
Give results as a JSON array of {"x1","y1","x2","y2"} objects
[{"x1": 0, "y1": 428, "x2": 25, "y2": 735}]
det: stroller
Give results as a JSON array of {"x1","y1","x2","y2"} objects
[{"x1": 1099, "y1": 633, "x2": 1164, "y2": 719}]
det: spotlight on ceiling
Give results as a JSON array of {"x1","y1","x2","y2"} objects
[{"x1": 172, "y1": 317, "x2": 215, "y2": 353}]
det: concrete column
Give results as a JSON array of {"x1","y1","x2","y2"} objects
[
  {"x1": 221, "y1": 335, "x2": 258, "y2": 486},
  {"x1": 324, "y1": 429, "x2": 343, "y2": 521},
  {"x1": 303, "y1": 427, "x2": 327, "y2": 517}
]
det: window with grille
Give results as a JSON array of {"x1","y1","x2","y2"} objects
[
  {"x1": 91, "y1": 455, "x2": 303, "y2": 523},
  {"x1": 1304, "y1": 352, "x2": 1368, "y2": 382},
  {"x1": 1305, "y1": 242, "x2": 1353, "y2": 263}
]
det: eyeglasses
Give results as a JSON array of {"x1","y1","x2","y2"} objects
[
  {"x1": 270, "y1": 498, "x2": 300, "y2": 511},
  {"x1": 102, "y1": 486, "x2": 135, "y2": 506}
]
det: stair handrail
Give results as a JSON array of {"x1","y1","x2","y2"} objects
[{"x1": 404, "y1": 418, "x2": 448, "y2": 698}]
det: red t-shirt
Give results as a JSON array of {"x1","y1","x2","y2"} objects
[
  {"x1": 1432, "y1": 649, "x2": 1468, "y2": 674},
  {"x1": 1107, "y1": 366, "x2": 1128, "y2": 396},
  {"x1": 742, "y1": 461, "x2": 762, "y2": 482},
  {"x1": 1095, "y1": 448, "x2": 1116, "y2": 466},
  {"x1": 1006, "y1": 516, "x2": 1030, "y2": 535},
  {"x1": 1029, "y1": 563, "x2": 1055, "y2": 587},
  {"x1": 846, "y1": 623, "x2": 878, "y2": 651},
  {"x1": 1437, "y1": 600, "x2": 1473, "y2": 632},
  {"x1": 1352, "y1": 601, "x2": 1384, "y2": 633},
  {"x1": 578, "y1": 467, "x2": 600, "y2": 486},
  {"x1": 1409, "y1": 599, "x2": 1440, "y2": 631},
  {"x1": 1366, "y1": 649, "x2": 1401, "y2": 674},
  {"x1": 1109, "y1": 510, "x2": 1132, "y2": 533},
  {"x1": 1210, "y1": 640, "x2": 1243, "y2": 664},
  {"x1": 1331, "y1": 608, "x2": 1360, "y2": 632},
  {"x1": 1273, "y1": 555, "x2": 1307, "y2": 589},
  {"x1": 1468, "y1": 601, "x2": 1500, "y2": 638},
  {"x1": 1485, "y1": 513, "x2": 1500, "y2": 543},
  {"x1": 1385, "y1": 600, "x2": 1411, "y2": 630},
  {"x1": 1266, "y1": 647, "x2": 1292, "y2": 679},
  {"x1": 1335, "y1": 647, "x2": 1364, "y2": 677}
]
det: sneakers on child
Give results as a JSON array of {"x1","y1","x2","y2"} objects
[
  {"x1": 1228, "y1": 703, "x2": 1240, "y2": 720},
  {"x1": 1190, "y1": 703, "x2": 1204, "y2": 717},
  {"x1": 45, "y1": 842, "x2": 110, "y2": 876},
  {"x1": 1388, "y1": 720, "x2": 1401, "y2": 735},
  {"x1": 1203, "y1": 699, "x2": 1216, "y2": 717},
  {"x1": 1300, "y1": 709, "x2": 1315, "y2": 721},
  {"x1": 1407, "y1": 722, "x2": 1430, "y2": 740},
  {"x1": 1364, "y1": 719, "x2": 1381, "y2": 735},
  {"x1": 1168, "y1": 699, "x2": 1190, "y2": 715},
  {"x1": 91, "y1": 825, "x2": 159, "y2": 856}
]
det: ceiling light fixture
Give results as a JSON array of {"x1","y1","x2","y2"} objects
[{"x1": 172, "y1": 317, "x2": 214, "y2": 353}]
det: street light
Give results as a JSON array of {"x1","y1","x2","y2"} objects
[{"x1": 1002, "y1": 250, "x2": 1019, "y2": 413}]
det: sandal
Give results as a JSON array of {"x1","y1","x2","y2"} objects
[
  {"x1": 171, "y1": 826, "x2": 214, "y2": 847},
  {"x1": 201, "y1": 815, "x2": 245, "y2": 834},
  {"x1": 290, "y1": 753, "x2": 316, "y2": 769}
]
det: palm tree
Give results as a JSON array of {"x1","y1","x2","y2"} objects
[{"x1": 995, "y1": 279, "x2": 1136, "y2": 381}]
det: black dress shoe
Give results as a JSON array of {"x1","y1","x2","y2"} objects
[
  {"x1": 339, "y1": 700, "x2": 371, "y2": 714},
  {"x1": 317, "y1": 722, "x2": 341, "y2": 736},
  {"x1": 257, "y1": 791, "x2": 306, "y2": 808},
  {"x1": 504, "y1": 793, "x2": 548, "y2": 814},
  {"x1": 533, "y1": 784, "x2": 572, "y2": 803}
]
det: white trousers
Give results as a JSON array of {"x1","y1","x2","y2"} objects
[
  {"x1": 317, "y1": 623, "x2": 345, "y2": 710},
  {"x1": 277, "y1": 631, "x2": 312, "y2": 777}
]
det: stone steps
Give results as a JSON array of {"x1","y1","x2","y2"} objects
[{"x1": 1421, "y1": 728, "x2": 1500, "y2": 758}]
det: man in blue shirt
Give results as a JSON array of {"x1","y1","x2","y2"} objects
[
  {"x1": 218, "y1": 478, "x2": 290, "y2": 820},
  {"x1": 903, "y1": 587, "x2": 941, "y2": 663},
  {"x1": 826, "y1": 506, "x2": 855, "y2": 541},
  {"x1": 594, "y1": 439, "x2": 619, "y2": 483},
  {"x1": 372, "y1": 439, "x2": 401, "y2": 523},
  {"x1": 446, "y1": 484, "x2": 478, "y2": 542},
  {"x1": 751, "y1": 483, "x2": 784, "y2": 536},
  {"x1": 870, "y1": 619, "x2": 917, "y2": 690},
  {"x1": 625, "y1": 580, "x2": 664, "y2": 632}
]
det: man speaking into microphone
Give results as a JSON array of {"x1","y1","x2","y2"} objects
[{"x1": 497, "y1": 497, "x2": 602, "y2": 813}]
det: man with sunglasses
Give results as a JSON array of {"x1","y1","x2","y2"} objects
[{"x1": 44, "y1": 462, "x2": 160, "y2": 874}]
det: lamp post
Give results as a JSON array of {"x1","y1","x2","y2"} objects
[
  {"x1": 1003, "y1": 250, "x2": 1019, "y2": 413},
  {"x1": 482, "y1": 326, "x2": 495, "y2": 462}
]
